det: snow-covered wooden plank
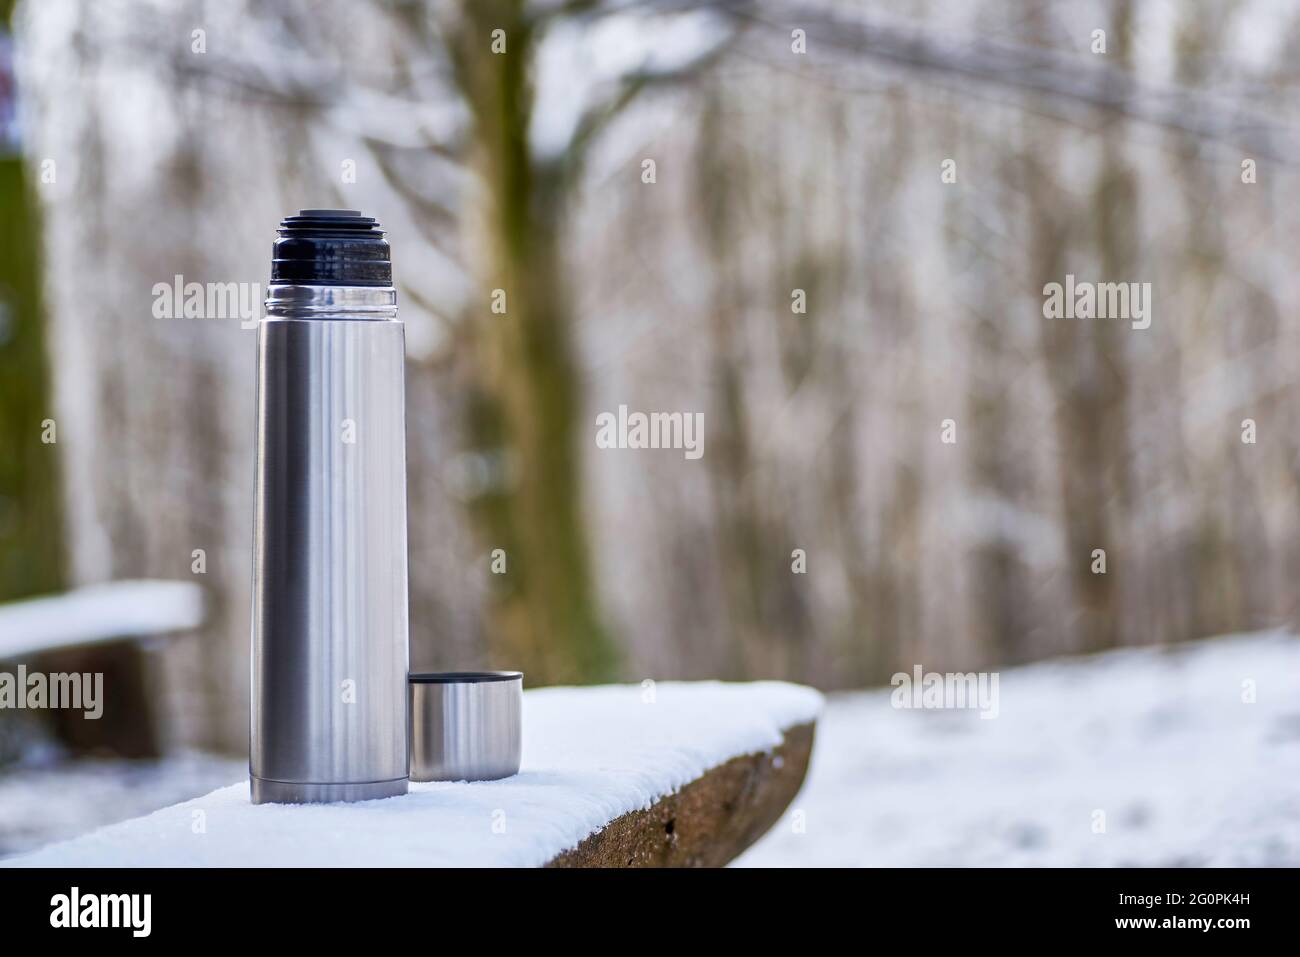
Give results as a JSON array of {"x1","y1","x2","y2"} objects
[
  {"x1": 4, "y1": 681, "x2": 821, "y2": 867},
  {"x1": 0, "y1": 580, "x2": 203, "y2": 660}
]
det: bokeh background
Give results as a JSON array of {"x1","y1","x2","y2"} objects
[{"x1": 2, "y1": 0, "x2": 1300, "y2": 862}]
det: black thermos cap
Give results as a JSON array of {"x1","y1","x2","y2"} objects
[{"x1": 270, "y1": 209, "x2": 392, "y2": 286}]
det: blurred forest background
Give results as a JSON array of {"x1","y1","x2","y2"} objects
[{"x1": 3, "y1": 0, "x2": 1300, "y2": 756}]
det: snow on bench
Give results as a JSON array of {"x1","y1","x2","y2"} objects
[
  {"x1": 5, "y1": 681, "x2": 822, "y2": 867},
  {"x1": 0, "y1": 580, "x2": 204, "y2": 660},
  {"x1": 0, "y1": 580, "x2": 205, "y2": 758}
]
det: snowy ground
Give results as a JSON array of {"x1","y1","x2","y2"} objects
[
  {"x1": 4, "y1": 681, "x2": 820, "y2": 866},
  {"x1": 0, "y1": 751, "x2": 246, "y2": 858},
  {"x1": 738, "y1": 632, "x2": 1300, "y2": 866},
  {"x1": 3, "y1": 633, "x2": 1297, "y2": 866}
]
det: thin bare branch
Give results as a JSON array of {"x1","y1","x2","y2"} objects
[{"x1": 735, "y1": 2, "x2": 1300, "y2": 162}]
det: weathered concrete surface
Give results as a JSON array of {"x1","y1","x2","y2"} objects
[{"x1": 547, "y1": 722, "x2": 815, "y2": 867}]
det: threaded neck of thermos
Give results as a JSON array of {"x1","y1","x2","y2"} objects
[{"x1": 270, "y1": 209, "x2": 392, "y2": 287}]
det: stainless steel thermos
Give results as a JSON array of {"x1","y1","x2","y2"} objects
[{"x1": 250, "y1": 209, "x2": 409, "y2": 804}]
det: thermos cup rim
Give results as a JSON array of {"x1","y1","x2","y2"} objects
[{"x1": 408, "y1": 671, "x2": 523, "y2": 683}]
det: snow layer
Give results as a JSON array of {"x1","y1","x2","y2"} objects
[
  {"x1": 738, "y1": 632, "x2": 1300, "y2": 867},
  {"x1": 12, "y1": 633, "x2": 1289, "y2": 868},
  {"x1": 4, "y1": 681, "x2": 822, "y2": 867},
  {"x1": 0, "y1": 580, "x2": 203, "y2": 659},
  {"x1": 0, "y1": 751, "x2": 247, "y2": 857}
]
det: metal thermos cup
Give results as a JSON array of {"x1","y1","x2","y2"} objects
[
  {"x1": 409, "y1": 672, "x2": 523, "y2": 782},
  {"x1": 250, "y1": 209, "x2": 409, "y2": 804}
]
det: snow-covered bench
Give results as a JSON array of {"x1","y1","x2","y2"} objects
[
  {"x1": 0, "y1": 580, "x2": 204, "y2": 661},
  {"x1": 0, "y1": 580, "x2": 204, "y2": 757},
  {"x1": 5, "y1": 681, "x2": 821, "y2": 867}
]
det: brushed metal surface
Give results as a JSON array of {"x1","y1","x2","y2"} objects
[
  {"x1": 409, "y1": 673, "x2": 522, "y2": 782},
  {"x1": 250, "y1": 290, "x2": 409, "y2": 804},
  {"x1": 263, "y1": 284, "x2": 398, "y2": 319}
]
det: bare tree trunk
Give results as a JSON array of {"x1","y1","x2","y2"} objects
[
  {"x1": 1026, "y1": 2, "x2": 1133, "y2": 655},
  {"x1": 447, "y1": 2, "x2": 617, "y2": 683},
  {"x1": 0, "y1": 1, "x2": 64, "y2": 603}
]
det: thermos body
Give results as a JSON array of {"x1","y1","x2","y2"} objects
[{"x1": 250, "y1": 210, "x2": 409, "y2": 804}]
